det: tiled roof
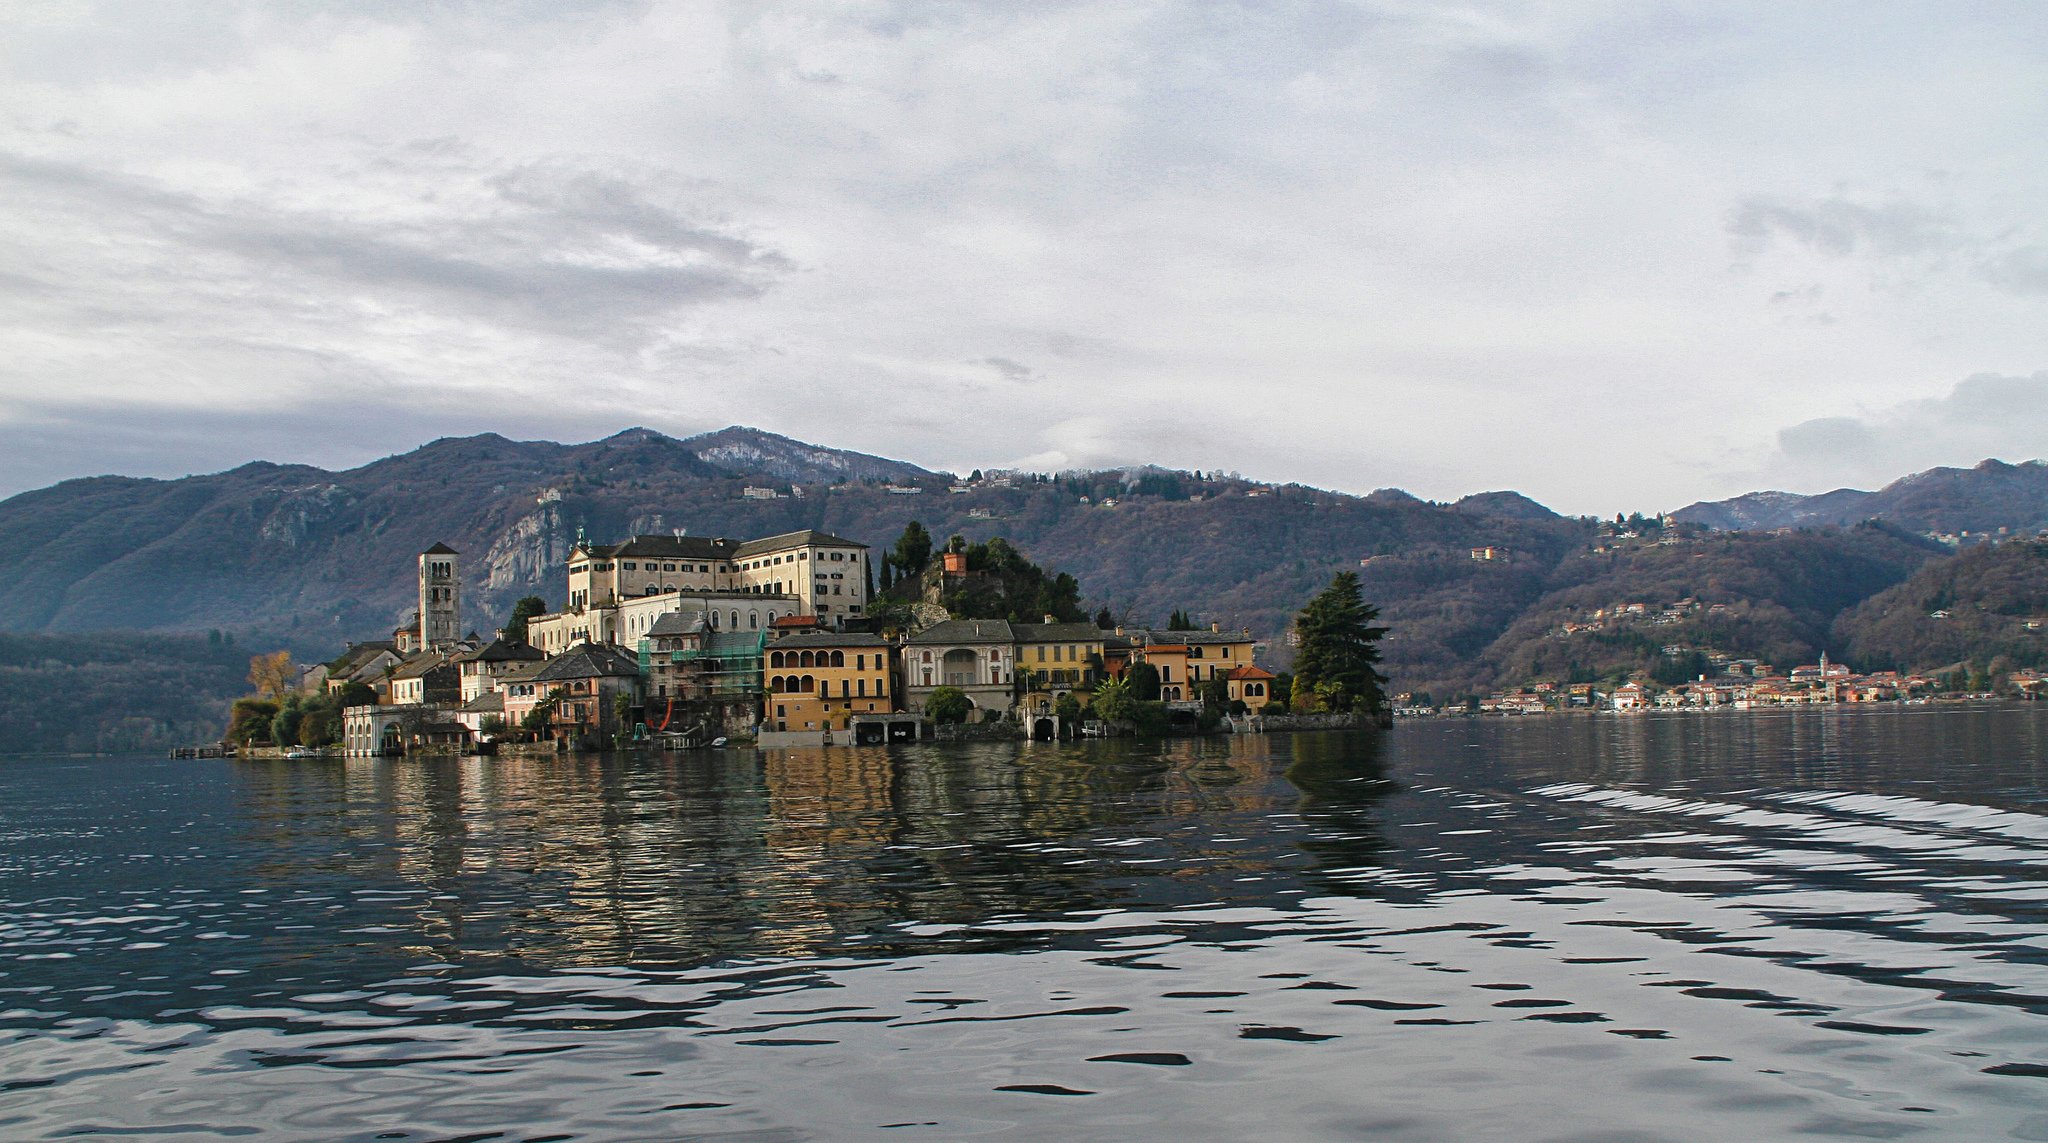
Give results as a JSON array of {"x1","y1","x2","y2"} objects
[
  {"x1": 534, "y1": 643, "x2": 642, "y2": 682},
  {"x1": 646, "y1": 611, "x2": 709, "y2": 637},
  {"x1": 1226, "y1": 665, "x2": 1275, "y2": 680},
  {"x1": 457, "y1": 637, "x2": 547, "y2": 664},
  {"x1": 422, "y1": 542, "x2": 458, "y2": 555},
  {"x1": 732, "y1": 529, "x2": 865, "y2": 558},
  {"x1": 461, "y1": 691, "x2": 505, "y2": 714},
  {"x1": 390, "y1": 652, "x2": 452, "y2": 681}
]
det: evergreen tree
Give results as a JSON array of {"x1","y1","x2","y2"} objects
[
  {"x1": 1127, "y1": 660, "x2": 1162, "y2": 701},
  {"x1": 1167, "y1": 609, "x2": 1197, "y2": 631},
  {"x1": 504, "y1": 595, "x2": 548, "y2": 645},
  {"x1": 1291, "y1": 571, "x2": 1389, "y2": 714},
  {"x1": 892, "y1": 521, "x2": 933, "y2": 577},
  {"x1": 879, "y1": 558, "x2": 895, "y2": 594},
  {"x1": 1095, "y1": 607, "x2": 1116, "y2": 630}
]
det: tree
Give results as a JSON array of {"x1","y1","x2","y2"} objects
[
  {"x1": 1054, "y1": 692, "x2": 1083, "y2": 724},
  {"x1": 1292, "y1": 572, "x2": 1389, "y2": 714},
  {"x1": 926, "y1": 685, "x2": 971, "y2": 724},
  {"x1": 227, "y1": 698, "x2": 279, "y2": 744},
  {"x1": 879, "y1": 558, "x2": 896, "y2": 594},
  {"x1": 504, "y1": 596, "x2": 549, "y2": 644},
  {"x1": 248, "y1": 651, "x2": 295, "y2": 700},
  {"x1": 1168, "y1": 610, "x2": 1197, "y2": 631},
  {"x1": 1095, "y1": 607, "x2": 1116, "y2": 630},
  {"x1": 1090, "y1": 675, "x2": 1135, "y2": 724},
  {"x1": 1126, "y1": 660, "x2": 1162, "y2": 701},
  {"x1": 893, "y1": 521, "x2": 933, "y2": 578}
]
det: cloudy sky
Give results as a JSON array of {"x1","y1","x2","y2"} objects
[{"x1": 5, "y1": 1, "x2": 2047, "y2": 513}]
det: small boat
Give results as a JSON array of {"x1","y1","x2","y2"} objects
[{"x1": 284, "y1": 746, "x2": 320, "y2": 760}]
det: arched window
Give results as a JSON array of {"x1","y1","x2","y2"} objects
[
  {"x1": 749, "y1": 611, "x2": 760, "y2": 629},
  {"x1": 708, "y1": 611, "x2": 719, "y2": 630},
  {"x1": 830, "y1": 650, "x2": 845, "y2": 667},
  {"x1": 801, "y1": 675, "x2": 815, "y2": 692},
  {"x1": 799, "y1": 650, "x2": 814, "y2": 668},
  {"x1": 731, "y1": 611, "x2": 740, "y2": 629},
  {"x1": 770, "y1": 651, "x2": 784, "y2": 668}
]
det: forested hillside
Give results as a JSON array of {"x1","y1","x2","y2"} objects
[
  {"x1": 1476, "y1": 524, "x2": 1947, "y2": 691},
  {"x1": 0, "y1": 632, "x2": 252, "y2": 755},
  {"x1": 1832, "y1": 538, "x2": 2048, "y2": 674}
]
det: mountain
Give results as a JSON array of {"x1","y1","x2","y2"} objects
[
  {"x1": 1831, "y1": 537, "x2": 2048, "y2": 675},
  {"x1": 1673, "y1": 459, "x2": 2048, "y2": 536},
  {"x1": 0, "y1": 426, "x2": 1596, "y2": 699},
  {"x1": 1478, "y1": 523, "x2": 1948, "y2": 688},
  {"x1": 7, "y1": 428, "x2": 2048, "y2": 725}
]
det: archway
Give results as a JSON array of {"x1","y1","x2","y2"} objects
[
  {"x1": 1032, "y1": 718, "x2": 1056, "y2": 741},
  {"x1": 942, "y1": 648, "x2": 979, "y2": 687}
]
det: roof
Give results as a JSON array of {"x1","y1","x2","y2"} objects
[
  {"x1": 496, "y1": 660, "x2": 548, "y2": 684},
  {"x1": 1227, "y1": 665, "x2": 1276, "y2": 681},
  {"x1": 732, "y1": 529, "x2": 866, "y2": 558},
  {"x1": 461, "y1": 691, "x2": 506, "y2": 714},
  {"x1": 1132, "y1": 628, "x2": 1256, "y2": 647},
  {"x1": 1014, "y1": 622, "x2": 1107, "y2": 643},
  {"x1": 326, "y1": 641, "x2": 397, "y2": 673},
  {"x1": 771, "y1": 631, "x2": 892, "y2": 648},
  {"x1": 647, "y1": 611, "x2": 709, "y2": 638},
  {"x1": 770, "y1": 614, "x2": 819, "y2": 628},
  {"x1": 610, "y1": 534, "x2": 739, "y2": 561},
  {"x1": 390, "y1": 652, "x2": 453, "y2": 681},
  {"x1": 534, "y1": 642, "x2": 642, "y2": 682},
  {"x1": 457, "y1": 637, "x2": 547, "y2": 664},
  {"x1": 573, "y1": 534, "x2": 739, "y2": 562},
  {"x1": 422, "y1": 542, "x2": 458, "y2": 556},
  {"x1": 909, "y1": 619, "x2": 1014, "y2": 644}
]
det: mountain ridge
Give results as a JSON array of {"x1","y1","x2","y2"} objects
[{"x1": 4, "y1": 427, "x2": 2046, "y2": 706}]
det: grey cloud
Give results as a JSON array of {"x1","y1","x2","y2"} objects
[
  {"x1": 1762, "y1": 373, "x2": 2048, "y2": 490},
  {"x1": 0, "y1": 149, "x2": 787, "y2": 338},
  {"x1": 1726, "y1": 195, "x2": 1962, "y2": 260},
  {"x1": 977, "y1": 356, "x2": 1038, "y2": 383}
]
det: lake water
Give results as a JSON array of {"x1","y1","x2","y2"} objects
[{"x1": 4, "y1": 706, "x2": 2048, "y2": 1141}]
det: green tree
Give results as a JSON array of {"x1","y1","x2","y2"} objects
[
  {"x1": 893, "y1": 521, "x2": 933, "y2": 578},
  {"x1": 1292, "y1": 572, "x2": 1389, "y2": 714},
  {"x1": 1090, "y1": 675, "x2": 1135, "y2": 724},
  {"x1": 926, "y1": 685, "x2": 971, "y2": 724},
  {"x1": 1054, "y1": 692, "x2": 1083, "y2": 724},
  {"x1": 1095, "y1": 607, "x2": 1116, "y2": 630},
  {"x1": 504, "y1": 596, "x2": 549, "y2": 644},
  {"x1": 1126, "y1": 660, "x2": 1162, "y2": 701},
  {"x1": 227, "y1": 698, "x2": 279, "y2": 744},
  {"x1": 1168, "y1": 610, "x2": 1197, "y2": 631}
]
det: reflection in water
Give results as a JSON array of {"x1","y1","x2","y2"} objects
[{"x1": 3, "y1": 707, "x2": 2048, "y2": 1141}]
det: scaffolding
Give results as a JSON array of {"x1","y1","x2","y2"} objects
[{"x1": 639, "y1": 629, "x2": 767, "y2": 699}]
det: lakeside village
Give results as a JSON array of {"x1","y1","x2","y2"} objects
[{"x1": 234, "y1": 526, "x2": 1386, "y2": 758}]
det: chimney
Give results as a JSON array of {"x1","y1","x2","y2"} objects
[
  {"x1": 1114, "y1": 626, "x2": 1125, "y2": 636},
  {"x1": 1043, "y1": 613, "x2": 1056, "y2": 625},
  {"x1": 1210, "y1": 621, "x2": 1220, "y2": 632}
]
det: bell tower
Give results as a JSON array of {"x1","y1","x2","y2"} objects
[{"x1": 418, "y1": 543, "x2": 461, "y2": 652}]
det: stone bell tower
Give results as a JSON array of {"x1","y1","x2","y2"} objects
[{"x1": 418, "y1": 542, "x2": 461, "y2": 652}]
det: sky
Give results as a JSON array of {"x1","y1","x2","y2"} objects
[{"x1": 4, "y1": 1, "x2": 2048, "y2": 515}]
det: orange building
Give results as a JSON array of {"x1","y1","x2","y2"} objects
[
  {"x1": 1226, "y1": 665, "x2": 1278, "y2": 711},
  {"x1": 764, "y1": 633, "x2": 895, "y2": 732}
]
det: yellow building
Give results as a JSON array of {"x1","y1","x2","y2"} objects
[
  {"x1": 764, "y1": 633, "x2": 895, "y2": 732},
  {"x1": 1016, "y1": 622, "x2": 1106, "y2": 690},
  {"x1": 1137, "y1": 628, "x2": 1258, "y2": 702},
  {"x1": 1226, "y1": 665, "x2": 1278, "y2": 711}
]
